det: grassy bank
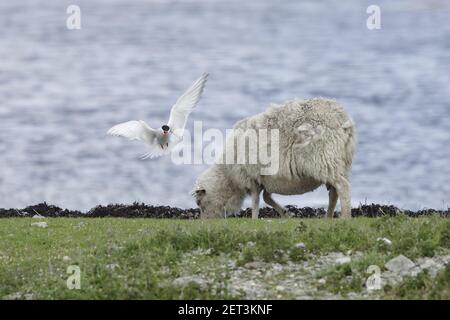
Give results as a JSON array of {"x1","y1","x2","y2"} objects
[{"x1": 0, "y1": 216, "x2": 449, "y2": 299}]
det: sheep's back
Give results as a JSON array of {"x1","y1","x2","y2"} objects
[{"x1": 225, "y1": 98, "x2": 355, "y2": 191}]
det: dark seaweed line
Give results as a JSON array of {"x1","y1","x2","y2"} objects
[{"x1": 0, "y1": 202, "x2": 448, "y2": 219}]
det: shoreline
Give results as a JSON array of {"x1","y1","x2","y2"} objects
[{"x1": 0, "y1": 202, "x2": 448, "y2": 218}]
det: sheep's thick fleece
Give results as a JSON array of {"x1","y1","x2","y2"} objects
[{"x1": 194, "y1": 98, "x2": 356, "y2": 219}]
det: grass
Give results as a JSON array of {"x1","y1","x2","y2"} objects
[
  {"x1": 0, "y1": 216, "x2": 448, "y2": 299},
  {"x1": 382, "y1": 265, "x2": 450, "y2": 299}
]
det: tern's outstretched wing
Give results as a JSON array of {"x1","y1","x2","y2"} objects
[
  {"x1": 107, "y1": 120, "x2": 169, "y2": 159},
  {"x1": 107, "y1": 120, "x2": 158, "y2": 143},
  {"x1": 167, "y1": 73, "x2": 208, "y2": 137}
]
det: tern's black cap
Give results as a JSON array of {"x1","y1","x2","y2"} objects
[{"x1": 162, "y1": 125, "x2": 170, "y2": 131}]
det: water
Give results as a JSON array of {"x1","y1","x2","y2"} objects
[{"x1": 1, "y1": 0, "x2": 449, "y2": 211}]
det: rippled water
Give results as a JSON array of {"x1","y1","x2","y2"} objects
[{"x1": 1, "y1": 0, "x2": 449, "y2": 210}]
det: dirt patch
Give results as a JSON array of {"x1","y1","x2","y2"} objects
[{"x1": 0, "y1": 202, "x2": 448, "y2": 218}]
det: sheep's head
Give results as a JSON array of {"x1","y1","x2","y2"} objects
[
  {"x1": 193, "y1": 167, "x2": 244, "y2": 218},
  {"x1": 193, "y1": 185, "x2": 224, "y2": 218}
]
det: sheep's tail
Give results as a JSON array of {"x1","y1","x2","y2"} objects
[{"x1": 342, "y1": 118, "x2": 356, "y2": 170}]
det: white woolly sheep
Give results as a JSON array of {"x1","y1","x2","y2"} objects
[{"x1": 194, "y1": 98, "x2": 356, "y2": 219}]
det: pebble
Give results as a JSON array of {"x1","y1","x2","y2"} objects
[
  {"x1": 244, "y1": 261, "x2": 267, "y2": 269},
  {"x1": 336, "y1": 256, "x2": 351, "y2": 265},
  {"x1": 173, "y1": 276, "x2": 208, "y2": 289},
  {"x1": 31, "y1": 222, "x2": 48, "y2": 228},
  {"x1": 377, "y1": 237, "x2": 392, "y2": 246},
  {"x1": 106, "y1": 263, "x2": 120, "y2": 271},
  {"x1": 295, "y1": 242, "x2": 306, "y2": 250}
]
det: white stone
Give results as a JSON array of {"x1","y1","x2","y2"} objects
[
  {"x1": 272, "y1": 263, "x2": 283, "y2": 272},
  {"x1": 295, "y1": 242, "x2": 306, "y2": 250},
  {"x1": 244, "y1": 261, "x2": 266, "y2": 269},
  {"x1": 418, "y1": 258, "x2": 437, "y2": 269},
  {"x1": 336, "y1": 256, "x2": 351, "y2": 265},
  {"x1": 3, "y1": 292, "x2": 22, "y2": 300},
  {"x1": 31, "y1": 222, "x2": 48, "y2": 228},
  {"x1": 106, "y1": 263, "x2": 119, "y2": 271},
  {"x1": 385, "y1": 255, "x2": 415, "y2": 273},
  {"x1": 173, "y1": 276, "x2": 208, "y2": 289},
  {"x1": 246, "y1": 241, "x2": 256, "y2": 248},
  {"x1": 377, "y1": 237, "x2": 392, "y2": 246}
]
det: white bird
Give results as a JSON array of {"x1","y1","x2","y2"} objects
[{"x1": 107, "y1": 73, "x2": 208, "y2": 159}]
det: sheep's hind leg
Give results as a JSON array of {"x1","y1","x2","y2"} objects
[
  {"x1": 326, "y1": 183, "x2": 338, "y2": 219},
  {"x1": 263, "y1": 190, "x2": 287, "y2": 217},
  {"x1": 333, "y1": 176, "x2": 352, "y2": 219},
  {"x1": 251, "y1": 190, "x2": 261, "y2": 219}
]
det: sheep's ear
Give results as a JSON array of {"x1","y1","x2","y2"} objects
[{"x1": 196, "y1": 189, "x2": 206, "y2": 196}]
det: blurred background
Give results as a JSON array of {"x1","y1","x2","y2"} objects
[{"x1": 0, "y1": 0, "x2": 449, "y2": 211}]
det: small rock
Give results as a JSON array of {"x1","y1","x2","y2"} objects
[
  {"x1": 272, "y1": 263, "x2": 283, "y2": 272},
  {"x1": 244, "y1": 261, "x2": 266, "y2": 269},
  {"x1": 23, "y1": 293, "x2": 35, "y2": 300},
  {"x1": 173, "y1": 276, "x2": 208, "y2": 289},
  {"x1": 227, "y1": 260, "x2": 237, "y2": 269},
  {"x1": 63, "y1": 256, "x2": 71, "y2": 262},
  {"x1": 31, "y1": 222, "x2": 48, "y2": 228},
  {"x1": 275, "y1": 285, "x2": 285, "y2": 291},
  {"x1": 418, "y1": 258, "x2": 437, "y2": 269},
  {"x1": 3, "y1": 291, "x2": 34, "y2": 300},
  {"x1": 347, "y1": 292, "x2": 358, "y2": 299},
  {"x1": 32, "y1": 214, "x2": 44, "y2": 219},
  {"x1": 336, "y1": 256, "x2": 351, "y2": 265},
  {"x1": 417, "y1": 258, "x2": 441, "y2": 276},
  {"x1": 318, "y1": 278, "x2": 326, "y2": 285},
  {"x1": 295, "y1": 242, "x2": 306, "y2": 250},
  {"x1": 3, "y1": 292, "x2": 23, "y2": 300},
  {"x1": 409, "y1": 266, "x2": 422, "y2": 277},
  {"x1": 377, "y1": 237, "x2": 392, "y2": 246},
  {"x1": 106, "y1": 263, "x2": 119, "y2": 271},
  {"x1": 385, "y1": 255, "x2": 415, "y2": 273},
  {"x1": 246, "y1": 241, "x2": 256, "y2": 248}
]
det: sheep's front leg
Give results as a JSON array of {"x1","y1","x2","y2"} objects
[
  {"x1": 251, "y1": 190, "x2": 261, "y2": 219},
  {"x1": 326, "y1": 184, "x2": 338, "y2": 219},
  {"x1": 334, "y1": 176, "x2": 352, "y2": 218},
  {"x1": 263, "y1": 190, "x2": 287, "y2": 217}
]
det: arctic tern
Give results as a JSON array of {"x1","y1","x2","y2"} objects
[{"x1": 107, "y1": 73, "x2": 208, "y2": 159}]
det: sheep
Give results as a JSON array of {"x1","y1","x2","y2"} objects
[{"x1": 193, "y1": 98, "x2": 356, "y2": 219}]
